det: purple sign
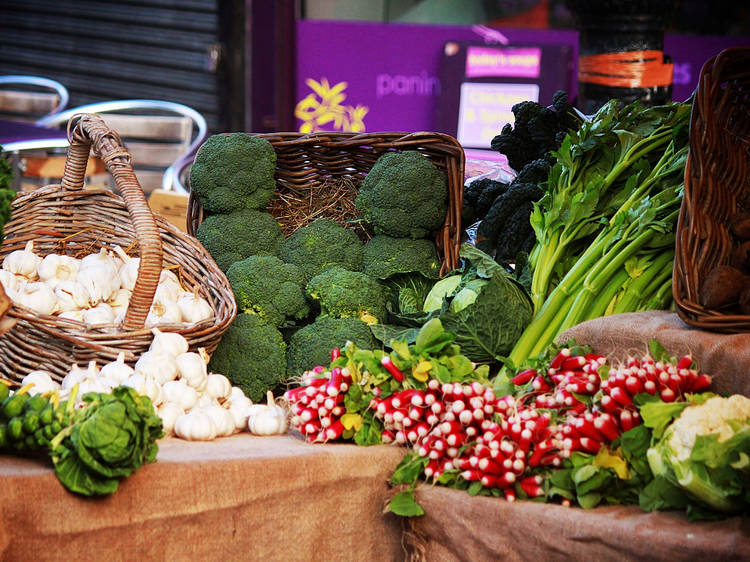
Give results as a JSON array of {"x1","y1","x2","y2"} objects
[
  {"x1": 295, "y1": 20, "x2": 750, "y2": 140},
  {"x1": 465, "y1": 46, "x2": 542, "y2": 78}
]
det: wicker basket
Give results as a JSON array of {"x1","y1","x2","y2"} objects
[
  {"x1": 186, "y1": 131, "x2": 465, "y2": 275},
  {"x1": 673, "y1": 47, "x2": 750, "y2": 331},
  {"x1": 0, "y1": 114, "x2": 236, "y2": 382}
]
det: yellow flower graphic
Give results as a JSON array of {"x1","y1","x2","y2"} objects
[{"x1": 295, "y1": 78, "x2": 369, "y2": 133}]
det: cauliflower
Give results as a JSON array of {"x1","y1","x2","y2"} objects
[
  {"x1": 666, "y1": 394, "x2": 750, "y2": 462},
  {"x1": 646, "y1": 394, "x2": 750, "y2": 513}
]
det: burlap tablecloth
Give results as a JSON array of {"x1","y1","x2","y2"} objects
[{"x1": 0, "y1": 433, "x2": 406, "y2": 561}]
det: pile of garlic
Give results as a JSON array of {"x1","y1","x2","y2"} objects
[
  {"x1": 18, "y1": 328, "x2": 289, "y2": 441},
  {"x1": 0, "y1": 241, "x2": 213, "y2": 328}
]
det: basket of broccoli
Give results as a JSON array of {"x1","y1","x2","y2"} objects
[{"x1": 186, "y1": 131, "x2": 466, "y2": 393}]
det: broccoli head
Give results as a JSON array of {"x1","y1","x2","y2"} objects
[
  {"x1": 226, "y1": 255, "x2": 310, "y2": 328},
  {"x1": 355, "y1": 151, "x2": 448, "y2": 239},
  {"x1": 190, "y1": 133, "x2": 276, "y2": 213},
  {"x1": 196, "y1": 208, "x2": 284, "y2": 272},
  {"x1": 362, "y1": 235, "x2": 440, "y2": 280},
  {"x1": 306, "y1": 267, "x2": 387, "y2": 324},
  {"x1": 286, "y1": 315, "x2": 378, "y2": 377},
  {"x1": 279, "y1": 218, "x2": 363, "y2": 282},
  {"x1": 208, "y1": 313, "x2": 287, "y2": 402}
]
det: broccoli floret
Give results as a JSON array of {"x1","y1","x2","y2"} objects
[
  {"x1": 279, "y1": 218, "x2": 363, "y2": 282},
  {"x1": 196, "y1": 208, "x2": 284, "y2": 272},
  {"x1": 190, "y1": 133, "x2": 276, "y2": 213},
  {"x1": 226, "y1": 255, "x2": 310, "y2": 328},
  {"x1": 208, "y1": 313, "x2": 287, "y2": 402},
  {"x1": 306, "y1": 267, "x2": 387, "y2": 324},
  {"x1": 355, "y1": 151, "x2": 448, "y2": 239},
  {"x1": 286, "y1": 316, "x2": 378, "y2": 377},
  {"x1": 362, "y1": 235, "x2": 440, "y2": 280}
]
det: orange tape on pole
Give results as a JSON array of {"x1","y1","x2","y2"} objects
[{"x1": 579, "y1": 50, "x2": 673, "y2": 88}]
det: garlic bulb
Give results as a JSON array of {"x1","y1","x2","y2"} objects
[
  {"x1": 112, "y1": 246, "x2": 140, "y2": 292},
  {"x1": 98, "y1": 352, "x2": 135, "y2": 384},
  {"x1": 149, "y1": 328, "x2": 189, "y2": 358},
  {"x1": 54, "y1": 280, "x2": 90, "y2": 312},
  {"x1": 77, "y1": 264, "x2": 119, "y2": 305},
  {"x1": 15, "y1": 282, "x2": 58, "y2": 315},
  {"x1": 59, "y1": 310, "x2": 85, "y2": 323},
  {"x1": 157, "y1": 401, "x2": 184, "y2": 436},
  {"x1": 2, "y1": 241, "x2": 42, "y2": 279},
  {"x1": 134, "y1": 349, "x2": 178, "y2": 385},
  {"x1": 145, "y1": 300, "x2": 182, "y2": 327},
  {"x1": 161, "y1": 379, "x2": 198, "y2": 411},
  {"x1": 154, "y1": 283, "x2": 180, "y2": 306},
  {"x1": 0, "y1": 270, "x2": 22, "y2": 293},
  {"x1": 83, "y1": 302, "x2": 115, "y2": 326},
  {"x1": 225, "y1": 388, "x2": 254, "y2": 431},
  {"x1": 174, "y1": 409, "x2": 217, "y2": 441},
  {"x1": 21, "y1": 370, "x2": 60, "y2": 395},
  {"x1": 204, "y1": 373, "x2": 232, "y2": 401},
  {"x1": 108, "y1": 287, "x2": 131, "y2": 313},
  {"x1": 247, "y1": 391, "x2": 288, "y2": 436},
  {"x1": 80, "y1": 247, "x2": 118, "y2": 271},
  {"x1": 177, "y1": 291, "x2": 214, "y2": 324},
  {"x1": 200, "y1": 403, "x2": 236, "y2": 437},
  {"x1": 38, "y1": 253, "x2": 79, "y2": 288},
  {"x1": 62, "y1": 361, "x2": 99, "y2": 390},
  {"x1": 175, "y1": 351, "x2": 208, "y2": 391},
  {"x1": 122, "y1": 373, "x2": 163, "y2": 406},
  {"x1": 159, "y1": 269, "x2": 182, "y2": 293}
]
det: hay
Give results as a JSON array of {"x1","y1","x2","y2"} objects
[{"x1": 267, "y1": 176, "x2": 374, "y2": 242}]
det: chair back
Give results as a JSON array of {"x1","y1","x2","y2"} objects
[
  {"x1": 38, "y1": 99, "x2": 207, "y2": 195},
  {"x1": 0, "y1": 75, "x2": 69, "y2": 123}
]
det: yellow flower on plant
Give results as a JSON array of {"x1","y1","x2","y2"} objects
[{"x1": 412, "y1": 360, "x2": 432, "y2": 382}]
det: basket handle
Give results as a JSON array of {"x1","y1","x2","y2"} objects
[{"x1": 62, "y1": 113, "x2": 163, "y2": 332}]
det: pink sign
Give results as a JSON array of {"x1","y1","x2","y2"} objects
[{"x1": 465, "y1": 46, "x2": 542, "y2": 78}]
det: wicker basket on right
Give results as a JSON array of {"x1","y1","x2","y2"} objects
[{"x1": 673, "y1": 47, "x2": 750, "y2": 331}]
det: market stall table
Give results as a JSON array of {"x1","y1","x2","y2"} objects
[{"x1": 0, "y1": 433, "x2": 406, "y2": 561}]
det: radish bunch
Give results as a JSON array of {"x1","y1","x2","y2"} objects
[
  {"x1": 510, "y1": 347, "x2": 713, "y2": 457},
  {"x1": 369, "y1": 380, "x2": 561, "y2": 500},
  {"x1": 285, "y1": 356, "x2": 353, "y2": 443}
]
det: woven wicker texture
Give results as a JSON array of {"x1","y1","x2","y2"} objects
[
  {"x1": 0, "y1": 114, "x2": 236, "y2": 382},
  {"x1": 673, "y1": 47, "x2": 750, "y2": 331},
  {"x1": 186, "y1": 131, "x2": 465, "y2": 275}
]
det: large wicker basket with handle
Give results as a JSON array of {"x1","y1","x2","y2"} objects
[
  {"x1": 0, "y1": 114, "x2": 236, "y2": 382},
  {"x1": 186, "y1": 131, "x2": 466, "y2": 276},
  {"x1": 673, "y1": 47, "x2": 750, "y2": 332}
]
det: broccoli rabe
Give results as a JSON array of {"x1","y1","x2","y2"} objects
[
  {"x1": 226, "y1": 255, "x2": 310, "y2": 328},
  {"x1": 306, "y1": 267, "x2": 387, "y2": 324},
  {"x1": 196, "y1": 208, "x2": 284, "y2": 272},
  {"x1": 208, "y1": 313, "x2": 287, "y2": 402},
  {"x1": 355, "y1": 151, "x2": 448, "y2": 239},
  {"x1": 286, "y1": 316, "x2": 378, "y2": 377},
  {"x1": 190, "y1": 133, "x2": 277, "y2": 213},
  {"x1": 279, "y1": 218, "x2": 363, "y2": 282},
  {"x1": 362, "y1": 235, "x2": 440, "y2": 280}
]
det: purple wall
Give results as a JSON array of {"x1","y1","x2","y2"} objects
[{"x1": 295, "y1": 20, "x2": 749, "y2": 137}]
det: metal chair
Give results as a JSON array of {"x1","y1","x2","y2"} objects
[
  {"x1": 38, "y1": 99, "x2": 208, "y2": 195},
  {"x1": 0, "y1": 75, "x2": 69, "y2": 123}
]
